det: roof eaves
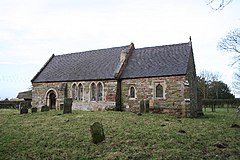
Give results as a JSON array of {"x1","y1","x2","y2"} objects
[
  {"x1": 32, "y1": 77, "x2": 117, "y2": 83},
  {"x1": 120, "y1": 73, "x2": 187, "y2": 80}
]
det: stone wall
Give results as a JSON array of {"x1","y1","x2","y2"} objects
[
  {"x1": 32, "y1": 75, "x2": 199, "y2": 117},
  {"x1": 186, "y1": 47, "x2": 202, "y2": 117},
  {"x1": 32, "y1": 82, "x2": 66, "y2": 109},
  {"x1": 121, "y1": 76, "x2": 191, "y2": 117},
  {"x1": 32, "y1": 80, "x2": 117, "y2": 111}
]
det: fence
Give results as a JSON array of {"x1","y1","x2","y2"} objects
[{"x1": 202, "y1": 99, "x2": 240, "y2": 112}]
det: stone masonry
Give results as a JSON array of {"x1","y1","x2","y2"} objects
[
  {"x1": 121, "y1": 76, "x2": 191, "y2": 117},
  {"x1": 32, "y1": 80, "x2": 117, "y2": 111}
]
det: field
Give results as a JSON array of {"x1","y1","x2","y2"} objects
[{"x1": 0, "y1": 108, "x2": 239, "y2": 159}]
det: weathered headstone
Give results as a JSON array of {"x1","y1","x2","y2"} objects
[
  {"x1": 41, "y1": 106, "x2": 44, "y2": 112},
  {"x1": 145, "y1": 100, "x2": 149, "y2": 113},
  {"x1": 31, "y1": 107, "x2": 37, "y2": 113},
  {"x1": 20, "y1": 108, "x2": 28, "y2": 114},
  {"x1": 63, "y1": 98, "x2": 72, "y2": 114},
  {"x1": 41, "y1": 105, "x2": 49, "y2": 112},
  {"x1": 140, "y1": 100, "x2": 145, "y2": 113},
  {"x1": 90, "y1": 122, "x2": 105, "y2": 144}
]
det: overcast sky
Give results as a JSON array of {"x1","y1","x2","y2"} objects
[{"x1": 0, "y1": 0, "x2": 240, "y2": 99}]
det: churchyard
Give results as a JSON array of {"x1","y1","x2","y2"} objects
[{"x1": 0, "y1": 108, "x2": 239, "y2": 159}]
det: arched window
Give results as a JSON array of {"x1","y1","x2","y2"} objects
[
  {"x1": 78, "y1": 83, "x2": 83, "y2": 101},
  {"x1": 129, "y1": 86, "x2": 136, "y2": 98},
  {"x1": 156, "y1": 84, "x2": 163, "y2": 98},
  {"x1": 90, "y1": 83, "x2": 97, "y2": 101},
  {"x1": 97, "y1": 83, "x2": 103, "y2": 101},
  {"x1": 72, "y1": 83, "x2": 77, "y2": 100}
]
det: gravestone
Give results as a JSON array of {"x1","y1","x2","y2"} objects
[
  {"x1": 41, "y1": 105, "x2": 49, "y2": 112},
  {"x1": 90, "y1": 122, "x2": 105, "y2": 144},
  {"x1": 140, "y1": 100, "x2": 145, "y2": 113},
  {"x1": 145, "y1": 100, "x2": 150, "y2": 113},
  {"x1": 31, "y1": 107, "x2": 37, "y2": 113},
  {"x1": 20, "y1": 108, "x2": 28, "y2": 114},
  {"x1": 63, "y1": 98, "x2": 72, "y2": 114}
]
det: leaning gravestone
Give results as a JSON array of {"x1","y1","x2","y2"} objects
[
  {"x1": 63, "y1": 98, "x2": 72, "y2": 114},
  {"x1": 31, "y1": 107, "x2": 37, "y2": 113},
  {"x1": 90, "y1": 122, "x2": 105, "y2": 144},
  {"x1": 20, "y1": 108, "x2": 28, "y2": 114}
]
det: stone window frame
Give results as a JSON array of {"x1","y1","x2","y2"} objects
[
  {"x1": 89, "y1": 82, "x2": 104, "y2": 102},
  {"x1": 129, "y1": 85, "x2": 137, "y2": 100},
  {"x1": 97, "y1": 82, "x2": 104, "y2": 101},
  {"x1": 77, "y1": 83, "x2": 84, "y2": 101},
  {"x1": 90, "y1": 82, "x2": 97, "y2": 101},
  {"x1": 153, "y1": 80, "x2": 166, "y2": 99},
  {"x1": 71, "y1": 83, "x2": 77, "y2": 100}
]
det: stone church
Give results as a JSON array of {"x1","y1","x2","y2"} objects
[{"x1": 31, "y1": 40, "x2": 202, "y2": 117}]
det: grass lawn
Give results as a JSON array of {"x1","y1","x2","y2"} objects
[{"x1": 0, "y1": 108, "x2": 239, "y2": 160}]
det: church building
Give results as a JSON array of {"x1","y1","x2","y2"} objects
[{"x1": 31, "y1": 40, "x2": 202, "y2": 117}]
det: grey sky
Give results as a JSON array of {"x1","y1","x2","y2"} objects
[{"x1": 0, "y1": 0, "x2": 240, "y2": 99}]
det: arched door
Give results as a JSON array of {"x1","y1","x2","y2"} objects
[
  {"x1": 49, "y1": 92, "x2": 56, "y2": 109},
  {"x1": 46, "y1": 90, "x2": 57, "y2": 109}
]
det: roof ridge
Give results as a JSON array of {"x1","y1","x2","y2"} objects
[
  {"x1": 55, "y1": 45, "x2": 130, "y2": 57},
  {"x1": 135, "y1": 42, "x2": 190, "y2": 50}
]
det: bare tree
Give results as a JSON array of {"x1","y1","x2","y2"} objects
[
  {"x1": 206, "y1": 0, "x2": 233, "y2": 10},
  {"x1": 218, "y1": 29, "x2": 240, "y2": 94},
  {"x1": 232, "y1": 69, "x2": 240, "y2": 95},
  {"x1": 199, "y1": 70, "x2": 221, "y2": 82},
  {"x1": 218, "y1": 29, "x2": 240, "y2": 65},
  {"x1": 198, "y1": 70, "x2": 222, "y2": 99}
]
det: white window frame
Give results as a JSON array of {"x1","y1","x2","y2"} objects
[{"x1": 129, "y1": 85, "x2": 137, "y2": 100}]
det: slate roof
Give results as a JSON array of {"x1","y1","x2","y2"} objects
[
  {"x1": 32, "y1": 45, "x2": 129, "y2": 82},
  {"x1": 120, "y1": 42, "x2": 192, "y2": 79},
  {"x1": 32, "y1": 42, "x2": 192, "y2": 83}
]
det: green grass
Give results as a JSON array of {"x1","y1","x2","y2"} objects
[{"x1": 0, "y1": 108, "x2": 239, "y2": 160}]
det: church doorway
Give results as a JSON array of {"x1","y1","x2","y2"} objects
[{"x1": 46, "y1": 90, "x2": 57, "y2": 109}]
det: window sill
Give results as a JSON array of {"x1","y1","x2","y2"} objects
[
  {"x1": 154, "y1": 97, "x2": 165, "y2": 100},
  {"x1": 129, "y1": 98, "x2": 137, "y2": 100}
]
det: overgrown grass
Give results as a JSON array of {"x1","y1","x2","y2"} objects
[{"x1": 0, "y1": 108, "x2": 239, "y2": 159}]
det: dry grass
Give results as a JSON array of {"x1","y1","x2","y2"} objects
[{"x1": 0, "y1": 108, "x2": 239, "y2": 159}]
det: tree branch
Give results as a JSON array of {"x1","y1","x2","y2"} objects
[
  {"x1": 206, "y1": 0, "x2": 233, "y2": 10},
  {"x1": 218, "y1": 28, "x2": 240, "y2": 66}
]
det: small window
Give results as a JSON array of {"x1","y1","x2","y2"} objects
[
  {"x1": 156, "y1": 84, "x2": 163, "y2": 98},
  {"x1": 97, "y1": 83, "x2": 103, "y2": 101},
  {"x1": 154, "y1": 81, "x2": 165, "y2": 99},
  {"x1": 90, "y1": 83, "x2": 97, "y2": 101},
  {"x1": 72, "y1": 83, "x2": 77, "y2": 100},
  {"x1": 78, "y1": 83, "x2": 83, "y2": 101},
  {"x1": 129, "y1": 86, "x2": 136, "y2": 98}
]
